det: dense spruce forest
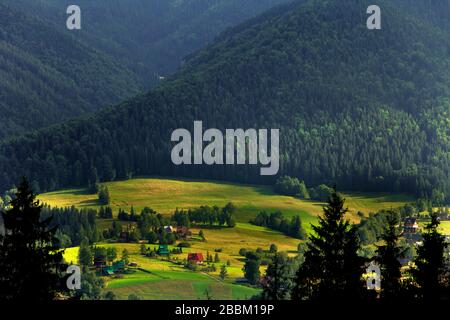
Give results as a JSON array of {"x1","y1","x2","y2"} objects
[
  {"x1": 0, "y1": 2, "x2": 142, "y2": 140},
  {"x1": 4, "y1": 0, "x2": 292, "y2": 85},
  {"x1": 0, "y1": 0, "x2": 290, "y2": 140},
  {"x1": 0, "y1": 0, "x2": 448, "y2": 202}
]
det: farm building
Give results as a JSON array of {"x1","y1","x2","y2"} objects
[
  {"x1": 101, "y1": 261, "x2": 126, "y2": 276},
  {"x1": 177, "y1": 226, "x2": 192, "y2": 238},
  {"x1": 93, "y1": 255, "x2": 106, "y2": 268},
  {"x1": 113, "y1": 261, "x2": 126, "y2": 272},
  {"x1": 158, "y1": 244, "x2": 170, "y2": 255},
  {"x1": 164, "y1": 226, "x2": 174, "y2": 233},
  {"x1": 102, "y1": 266, "x2": 115, "y2": 276},
  {"x1": 403, "y1": 217, "x2": 419, "y2": 235},
  {"x1": 188, "y1": 253, "x2": 204, "y2": 264}
]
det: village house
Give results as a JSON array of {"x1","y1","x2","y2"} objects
[
  {"x1": 187, "y1": 253, "x2": 204, "y2": 264},
  {"x1": 177, "y1": 226, "x2": 192, "y2": 238},
  {"x1": 164, "y1": 226, "x2": 174, "y2": 233},
  {"x1": 157, "y1": 244, "x2": 170, "y2": 255},
  {"x1": 403, "y1": 217, "x2": 419, "y2": 235}
]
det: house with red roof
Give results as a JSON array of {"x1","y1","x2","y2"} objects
[{"x1": 187, "y1": 253, "x2": 204, "y2": 264}]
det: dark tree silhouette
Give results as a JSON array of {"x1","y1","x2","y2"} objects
[
  {"x1": 412, "y1": 213, "x2": 449, "y2": 301},
  {"x1": 292, "y1": 190, "x2": 367, "y2": 301},
  {"x1": 0, "y1": 177, "x2": 66, "y2": 300},
  {"x1": 262, "y1": 252, "x2": 294, "y2": 300},
  {"x1": 243, "y1": 251, "x2": 261, "y2": 285},
  {"x1": 375, "y1": 213, "x2": 405, "y2": 301}
]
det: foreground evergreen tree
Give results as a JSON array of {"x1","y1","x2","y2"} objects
[
  {"x1": 412, "y1": 213, "x2": 449, "y2": 301},
  {"x1": 0, "y1": 178, "x2": 66, "y2": 300},
  {"x1": 78, "y1": 239, "x2": 93, "y2": 270},
  {"x1": 243, "y1": 251, "x2": 261, "y2": 285},
  {"x1": 375, "y1": 213, "x2": 405, "y2": 301},
  {"x1": 262, "y1": 252, "x2": 295, "y2": 300},
  {"x1": 292, "y1": 190, "x2": 367, "y2": 301}
]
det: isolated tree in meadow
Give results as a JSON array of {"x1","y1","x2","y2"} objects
[
  {"x1": 263, "y1": 252, "x2": 294, "y2": 300},
  {"x1": 292, "y1": 190, "x2": 367, "y2": 301},
  {"x1": 412, "y1": 213, "x2": 449, "y2": 301},
  {"x1": 122, "y1": 248, "x2": 130, "y2": 265},
  {"x1": 269, "y1": 244, "x2": 278, "y2": 253},
  {"x1": 220, "y1": 265, "x2": 228, "y2": 280},
  {"x1": 0, "y1": 178, "x2": 66, "y2": 300},
  {"x1": 375, "y1": 213, "x2": 405, "y2": 301},
  {"x1": 214, "y1": 252, "x2": 220, "y2": 263},
  {"x1": 106, "y1": 247, "x2": 117, "y2": 264},
  {"x1": 243, "y1": 251, "x2": 261, "y2": 285},
  {"x1": 206, "y1": 251, "x2": 212, "y2": 263},
  {"x1": 98, "y1": 186, "x2": 110, "y2": 205}
]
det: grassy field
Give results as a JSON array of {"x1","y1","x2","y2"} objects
[
  {"x1": 40, "y1": 177, "x2": 414, "y2": 229},
  {"x1": 418, "y1": 220, "x2": 450, "y2": 236},
  {"x1": 440, "y1": 221, "x2": 450, "y2": 235},
  {"x1": 46, "y1": 177, "x2": 413, "y2": 300},
  {"x1": 63, "y1": 243, "x2": 260, "y2": 300}
]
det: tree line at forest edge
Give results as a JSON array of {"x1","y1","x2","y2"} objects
[
  {"x1": 0, "y1": 177, "x2": 437, "y2": 253},
  {"x1": 0, "y1": 184, "x2": 239, "y2": 252},
  {"x1": 0, "y1": 0, "x2": 448, "y2": 204},
  {"x1": 1, "y1": 177, "x2": 449, "y2": 301}
]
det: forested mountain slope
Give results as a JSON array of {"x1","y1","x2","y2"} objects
[
  {"x1": 0, "y1": 0, "x2": 290, "y2": 140},
  {"x1": 5, "y1": 0, "x2": 293, "y2": 87},
  {"x1": 0, "y1": 0, "x2": 448, "y2": 202},
  {"x1": 0, "y1": 3, "x2": 142, "y2": 140}
]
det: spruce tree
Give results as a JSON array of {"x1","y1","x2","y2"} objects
[
  {"x1": 220, "y1": 265, "x2": 228, "y2": 280},
  {"x1": 375, "y1": 213, "x2": 404, "y2": 301},
  {"x1": 78, "y1": 239, "x2": 93, "y2": 270},
  {"x1": 412, "y1": 213, "x2": 448, "y2": 301},
  {"x1": 292, "y1": 190, "x2": 366, "y2": 301},
  {"x1": 243, "y1": 251, "x2": 261, "y2": 285},
  {"x1": 263, "y1": 252, "x2": 294, "y2": 300},
  {"x1": 0, "y1": 178, "x2": 66, "y2": 300}
]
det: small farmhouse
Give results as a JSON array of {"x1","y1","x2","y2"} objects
[
  {"x1": 187, "y1": 253, "x2": 204, "y2": 264},
  {"x1": 177, "y1": 226, "x2": 192, "y2": 238},
  {"x1": 164, "y1": 226, "x2": 174, "y2": 233},
  {"x1": 158, "y1": 244, "x2": 170, "y2": 255},
  {"x1": 403, "y1": 217, "x2": 419, "y2": 235}
]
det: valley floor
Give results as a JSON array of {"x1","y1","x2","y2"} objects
[{"x1": 45, "y1": 177, "x2": 415, "y2": 300}]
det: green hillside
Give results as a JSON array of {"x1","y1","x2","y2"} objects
[
  {"x1": 0, "y1": 2, "x2": 142, "y2": 140},
  {"x1": 39, "y1": 178, "x2": 414, "y2": 230},
  {"x1": 0, "y1": 0, "x2": 290, "y2": 140},
  {"x1": 63, "y1": 244, "x2": 261, "y2": 300},
  {"x1": 48, "y1": 178, "x2": 413, "y2": 300},
  {"x1": 5, "y1": 0, "x2": 292, "y2": 87},
  {"x1": 0, "y1": 0, "x2": 448, "y2": 202}
]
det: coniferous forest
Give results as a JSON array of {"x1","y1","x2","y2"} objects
[
  {"x1": 0, "y1": 0, "x2": 448, "y2": 202},
  {"x1": 0, "y1": 0, "x2": 449, "y2": 308},
  {"x1": 0, "y1": 0, "x2": 291, "y2": 140}
]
